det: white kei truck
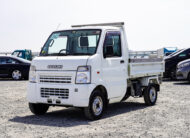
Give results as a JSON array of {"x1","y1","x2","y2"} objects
[{"x1": 27, "y1": 22, "x2": 164, "y2": 120}]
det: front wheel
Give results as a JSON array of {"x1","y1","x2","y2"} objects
[
  {"x1": 144, "y1": 85, "x2": 157, "y2": 105},
  {"x1": 29, "y1": 103, "x2": 49, "y2": 115},
  {"x1": 84, "y1": 90, "x2": 106, "y2": 120}
]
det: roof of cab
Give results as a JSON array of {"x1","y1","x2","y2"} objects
[{"x1": 53, "y1": 26, "x2": 121, "y2": 33}]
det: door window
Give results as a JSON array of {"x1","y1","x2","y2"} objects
[
  {"x1": 103, "y1": 32, "x2": 122, "y2": 58},
  {"x1": 6, "y1": 58, "x2": 18, "y2": 64},
  {"x1": 178, "y1": 49, "x2": 190, "y2": 58},
  {"x1": 178, "y1": 53, "x2": 186, "y2": 57},
  {"x1": 18, "y1": 52, "x2": 23, "y2": 58},
  {"x1": 0, "y1": 58, "x2": 6, "y2": 64}
]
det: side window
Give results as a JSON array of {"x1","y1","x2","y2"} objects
[
  {"x1": 18, "y1": 52, "x2": 23, "y2": 58},
  {"x1": 0, "y1": 58, "x2": 6, "y2": 64},
  {"x1": 187, "y1": 50, "x2": 190, "y2": 57},
  {"x1": 6, "y1": 58, "x2": 18, "y2": 64},
  {"x1": 178, "y1": 49, "x2": 190, "y2": 58},
  {"x1": 103, "y1": 32, "x2": 122, "y2": 58},
  {"x1": 178, "y1": 53, "x2": 186, "y2": 57},
  {"x1": 25, "y1": 51, "x2": 29, "y2": 56}
]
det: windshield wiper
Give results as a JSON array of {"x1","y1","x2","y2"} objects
[
  {"x1": 58, "y1": 49, "x2": 68, "y2": 54},
  {"x1": 57, "y1": 49, "x2": 70, "y2": 56}
]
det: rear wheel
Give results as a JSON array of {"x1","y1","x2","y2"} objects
[
  {"x1": 84, "y1": 90, "x2": 106, "y2": 120},
  {"x1": 144, "y1": 85, "x2": 157, "y2": 105},
  {"x1": 29, "y1": 103, "x2": 49, "y2": 115},
  {"x1": 12, "y1": 70, "x2": 22, "y2": 80}
]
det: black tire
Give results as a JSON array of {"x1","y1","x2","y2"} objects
[
  {"x1": 84, "y1": 90, "x2": 106, "y2": 120},
  {"x1": 143, "y1": 85, "x2": 157, "y2": 106},
  {"x1": 29, "y1": 103, "x2": 49, "y2": 115}
]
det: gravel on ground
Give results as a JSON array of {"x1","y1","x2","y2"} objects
[{"x1": 0, "y1": 79, "x2": 190, "y2": 138}]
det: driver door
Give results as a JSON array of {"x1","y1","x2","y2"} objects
[{"x1": 101, "y1": 31, "x2": 127, "y2": 99}]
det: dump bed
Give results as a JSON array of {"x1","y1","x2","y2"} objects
[{"x1": 128, "y1": 51, "x2": 164, "y2": 79}]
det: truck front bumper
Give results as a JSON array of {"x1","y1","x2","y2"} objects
[{"x1": 27, "y1": 82, "x2": 96, "y2": 107}]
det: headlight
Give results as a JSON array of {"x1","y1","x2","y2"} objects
[
  {"x1": 75, "y1": 66, "x2": 91, "y2": 84},
  {"x1": 178, "y1": 62, "x2": 190, "y2": 68},
  {"x1": 29, "y1": 65, "x2": 36, "y2": 83}
]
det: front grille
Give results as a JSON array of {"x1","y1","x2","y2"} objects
[
  {"x1": 39, "y1": 76, "x2": 72, "y2": 84},
  {"x1": 41, "y1": 88, "x2": 69, "y2": 99}
]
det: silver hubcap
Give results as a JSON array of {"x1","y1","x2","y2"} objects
[
  {"x1": 92, "y1": 96, "x2": 103, "y2": 116},
  {"x1": 149, "y1": 87, "x2": 156, "y2": 102},
  {"x1": 12, "y1": 70, "x2": 21, "y2": 80}
]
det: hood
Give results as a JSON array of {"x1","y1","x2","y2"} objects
[
  {"x1": 32, "y1": 56, "x2": 90, "y2": 71},
  {"x1": 178, "y1": 58, "x2": 190, "y2": 66}
]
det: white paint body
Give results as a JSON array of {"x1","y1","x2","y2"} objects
[{"x1": 27, "y1": 26, "x2": 164, "y2": 107}]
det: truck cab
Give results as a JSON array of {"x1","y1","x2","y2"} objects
[
  {"x1": 12, "y1": 49, "x2": 32, "y2": 60},
  {"x1": 27, "y1": 22, "x2": 164, "y2": 120}
]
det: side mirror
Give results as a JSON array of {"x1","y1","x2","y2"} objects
[{"x1": 104, "y1": 45, "x2": 114, "y2": 58}]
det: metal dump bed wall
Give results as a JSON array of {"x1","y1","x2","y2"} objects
[{"x1": 129, "y1": 59, "x2": 164, "y2": 79}]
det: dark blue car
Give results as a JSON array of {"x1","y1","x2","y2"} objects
[
  {"x1": 164, "y1": 48, "x2": 190, "y2": 79},
  {"x1": 0, "y1": 56, "x2": 31, "y2": 80}
]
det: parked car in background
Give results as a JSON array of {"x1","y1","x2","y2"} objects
[
  {"x1": 164, "y1": 49, "x2": 184, "y2": 59},
  {"x1": 164, "y1": 48, "x2": 190, "y2": 79},
  {"x1": 157, "y1": 47, "x2": 178, "y2": 58},
  {"x1": 176, "y1": 59, "x2": 190, "y2": 81},
  {"x1": 0, "y1": 56, "x2": 31, "y2": 80},
  {"x1": 11, "y1": 49, "x2": 32, "y2": 61}
]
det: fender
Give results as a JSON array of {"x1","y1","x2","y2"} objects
[{"x1": 140, "y1": 76, "x2": 160, "y2": 86}]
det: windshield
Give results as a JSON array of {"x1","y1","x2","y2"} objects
[
  {"x1": 40, "y1": 29, "x2": 101, "y2": 56},
  {"x1": 12, "y1": 51, "x2": 23, "y2": 58}
]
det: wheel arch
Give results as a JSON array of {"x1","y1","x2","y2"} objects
[
  {"x1": 150, "y1": 83, "x2": 160, "y2": 92},
  {"x1": 140, "y1": 76, "x2": 160, "y2": 92},
  {"x1": 92, "y1": 85, "x2": 108, "y2": 101}
]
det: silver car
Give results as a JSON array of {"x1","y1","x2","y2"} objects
[{"x1": 176, "y1": 59, "x2": 190, "y2": 81}]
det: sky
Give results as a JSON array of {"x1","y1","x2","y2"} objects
[{"x1": 0, "y1": 0, "x2": 189, "y2": 52}]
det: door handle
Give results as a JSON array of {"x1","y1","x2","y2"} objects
[{"x1": 120, "y1": 60, "x2": 125, "y2": 64}]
